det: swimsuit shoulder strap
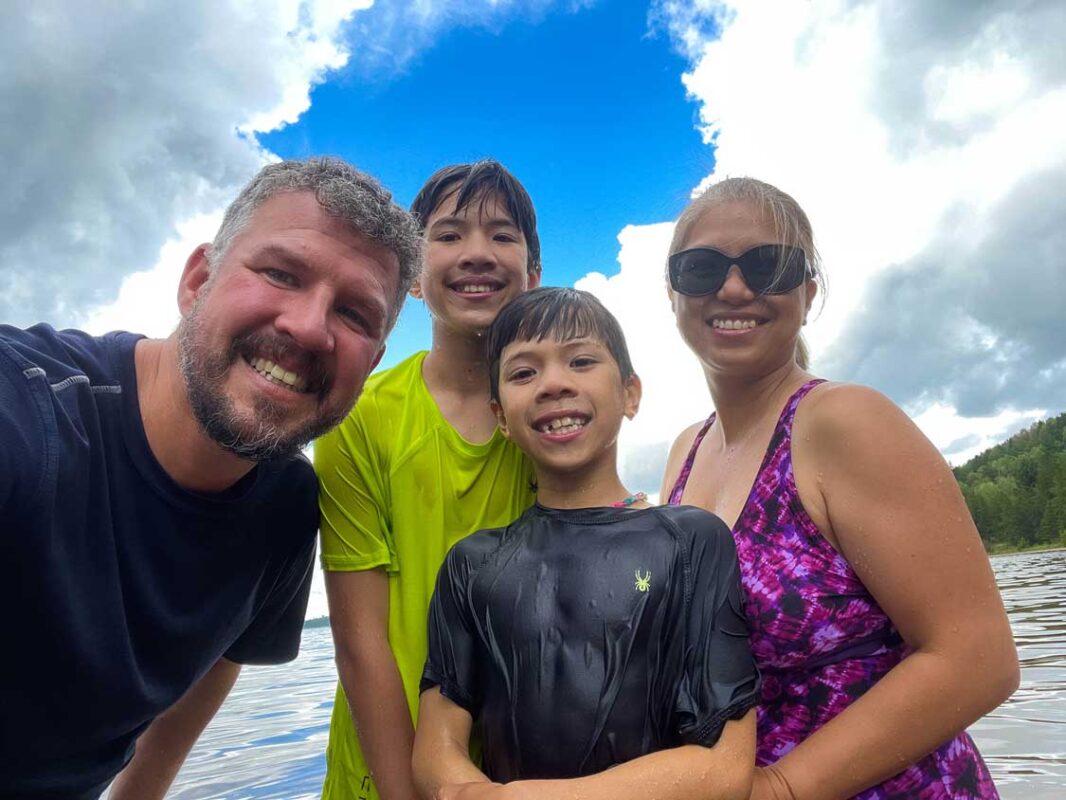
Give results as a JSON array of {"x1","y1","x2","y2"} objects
[
  {"x1": 666, "y1": 412, "x2": 716, "y2": 505},
  {"x1": 666, "y1": 379, "x2": 827, "y2": 506}
]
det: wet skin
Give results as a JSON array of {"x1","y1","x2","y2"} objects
[
  {"x1": 670, "y1": 200, "x2": 816, "y2": 381},
  {"x1": 413, "y1": 190, "x2": 538, "y2": 337},
  {"x1": 493, "y1": 336, "x2": 640, "y2": 501}
]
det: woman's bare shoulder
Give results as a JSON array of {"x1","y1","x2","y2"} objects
[{"x1": 800, "y1": 381, "x2": 909, "y2": 437}]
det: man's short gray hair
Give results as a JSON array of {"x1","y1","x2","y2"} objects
[{"x1": 208, "y1": 157, "x2": 422, "y2": 332}]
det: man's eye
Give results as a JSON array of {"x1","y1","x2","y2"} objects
[
  {"x1": 263, "y1": 268, "x2": 297, "y2": 286},
  {"x1": 572, "y1": 356, "x2": 598, "y2": 368},
  {"x1": 340, "y1": 307, "x2": 382, "y2": 337},
  {"x1": 338, "y1": 307, "x2": 366, "y2": 327},
  {"x1": 494, "y1": 232, "x2": 518, "y2": 243},
  {"x1": 508, "y1": 368, "x2": 535, "y2": 381},
  {"x1": 435, "y1": 232, "x2": 460, "y2": 242}
]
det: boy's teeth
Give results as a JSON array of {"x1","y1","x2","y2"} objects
[
  {"x1": 250, "y1": 357, "x2": 308, "y2": 392},
  {"x1": 712, "y1": 318, "x2": 759, "y2": 330},
  {"x1": 457, "y1": 284, "x2": 496, "y2": 294},
  {"x1": 540, "y1": 416, "x2": 587, "y2": 433}
]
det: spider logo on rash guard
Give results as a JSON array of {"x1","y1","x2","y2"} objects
[{"x1": 634, "y1": 570, "x2": 651, "y2": 592}]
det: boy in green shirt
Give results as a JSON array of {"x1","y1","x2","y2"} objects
[{"x1": 315, "y1": 160, "x2": 542, "y2": 800}]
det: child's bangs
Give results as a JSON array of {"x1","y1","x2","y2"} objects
[{"x1": 511, "y1": 298, "x2": 606, "y2": 350}]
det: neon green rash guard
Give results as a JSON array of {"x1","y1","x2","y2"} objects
[{"x1": 315, "y1": 351, "x2": 535, "y2": 800}]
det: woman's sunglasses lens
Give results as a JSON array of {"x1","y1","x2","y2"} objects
[{"x1": 676, "y1": 254, "x2": 726, "y2": 295}]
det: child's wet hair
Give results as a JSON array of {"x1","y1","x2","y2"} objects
[
  {"x1": 487, "y1": 287, "x2": 635, "y2": 403},
  {"x1": 410, "y1": 159, "x2": 541, "y2": 275}
]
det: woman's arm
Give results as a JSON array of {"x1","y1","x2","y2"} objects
[
  {"x1": 413, "y1": 688, "x2": 494, "y2": 800},
  {"x1": 762, "y1": 384, "x2": 1019, "y2": 800}
]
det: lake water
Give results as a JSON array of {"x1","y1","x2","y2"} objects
[{"x1": 161, "y1": 550, "x2": 1066, "y2": 799}]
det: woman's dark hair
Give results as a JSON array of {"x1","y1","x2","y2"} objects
[
  {"x1": 487, "y1": 287, "x2": 635, "y2": 402},
  {"x1": 410, "y1": 159, "x2": 541, "y2": 275}
]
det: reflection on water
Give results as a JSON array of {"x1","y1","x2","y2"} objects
[
  {"x1": 164, "y1": 550, "x2": 1066, "y2": 799},
  {"x1": 970, "y1": 549, "x2": 1066, "y2": 800}
]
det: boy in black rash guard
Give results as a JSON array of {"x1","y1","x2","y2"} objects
[{"x1": 413, "y1": 287, "x2": 760, "y2": 800}]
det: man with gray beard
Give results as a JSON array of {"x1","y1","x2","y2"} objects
[{"x1": 0, "y1": 158, "x2": 422, "y2": 800}]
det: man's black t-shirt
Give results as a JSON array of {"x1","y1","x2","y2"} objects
[
  {"x1": 0, "y1": 324, "x2": 319, "y2": 799},
  {"x1": 421, "y1": 502, "x2": 760, "y2": 781}
]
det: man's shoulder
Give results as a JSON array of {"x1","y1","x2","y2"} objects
[
  {"x1": 0, "y1": 323, "x2": 137, "y2": 385},
  {"x1": 258, "y1": 453, "x2": 319, "y2": 520}
]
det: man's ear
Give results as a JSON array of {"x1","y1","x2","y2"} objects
[
  {"x1": 527, "y1": 267, "x2": 542, "y2": 290},
  {"x1": 371, "y1": 344, "x2": 386, "y2": 373},
  {"x1": 490, "y1": 398, "x2": 511, "y2": 438},
  {"x1": 409, "y1": 276, "x2": 424, "y2": 300},
  {"x1": 178, "y1": 244, "x2": 214, "y2": 316},
  {"x1": 623, "y1": 373, "x2": 642, "y2": 420}
]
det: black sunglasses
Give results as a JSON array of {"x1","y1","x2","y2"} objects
[{"x1": 668, "y1": 244, "x2": 811, "y2": 296}]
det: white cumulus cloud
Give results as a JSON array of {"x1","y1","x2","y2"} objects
[
  {"x1": 2, "y1": 0, "x2": 371, "y2": 331},
  {"x1": 586, "y1": 0, "x2": 1066, "y2": 490}
]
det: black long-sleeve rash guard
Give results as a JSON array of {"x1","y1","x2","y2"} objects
[{"x1": 421, "y1": 502, "x2": 760, "y2": 781}]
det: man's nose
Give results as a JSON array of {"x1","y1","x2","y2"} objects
[{"x1": 274, "y1": 289, "x2": 336, "y2": 353}]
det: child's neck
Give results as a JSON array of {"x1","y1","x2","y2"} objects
[
  {"x1": 535, "y1": 456, "x2": 642, "y2": 510},
  {"x1": 423, "y1": 320, "x2": 492, "y2": 397},
  {"x1": 422, "y1": 320, "x2": 498, "y2": 444}
]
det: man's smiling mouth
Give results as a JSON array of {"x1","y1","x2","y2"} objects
[{"x1": 247, "y1": 356, "x2": 310, "y2": 393}]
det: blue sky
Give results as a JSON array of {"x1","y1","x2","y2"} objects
[
  {"x1": 5, "y1": 0, "x2": 1064, "y2": 620},
  {"x1": 260, "y1": 0, "x2": 710, "y2": 366},
  {"x1": 6, "y1": 0, "x2": 1063, "y2": 477}
]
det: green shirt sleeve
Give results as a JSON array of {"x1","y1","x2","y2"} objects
[{"x1": 315, "y1": 399, "x2": 397, "y2": 573}]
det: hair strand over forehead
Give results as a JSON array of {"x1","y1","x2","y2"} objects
[
  {"x1": 669, "y1": 176, "x2": 825, "y2": 369},
  {"x1": 209, "y1": 157, "x2": 423, "y2": 333},
  {"x1": 486, "y1": 287, "x2": 634, "y2": 402},
  {"x1": 410, "y1": 159, "x2": 541, "y2": 275}
]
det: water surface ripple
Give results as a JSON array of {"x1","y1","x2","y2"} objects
[{"x1": 159, "y1": 550, "x2": 1065, "y2": 798}]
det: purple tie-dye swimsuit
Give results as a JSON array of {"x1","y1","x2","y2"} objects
[{"x1": 668, "y1": 380, "x2": 998, "y2": 798}]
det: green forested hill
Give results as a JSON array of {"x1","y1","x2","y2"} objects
[{"x1": 954, "y1": 412, "x2": 1066, "y2": 552}]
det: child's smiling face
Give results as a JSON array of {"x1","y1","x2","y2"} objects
[
  {"x1": 492, "y1": 334, "x2": 640, "y2": 479},
  {"x1": 412, "y1": 188, "x2": 537, "y2": 336}
]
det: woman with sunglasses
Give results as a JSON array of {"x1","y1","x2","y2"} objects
[{"x1": 660, "y1": 177, "x2": 1017, "y2": 800}]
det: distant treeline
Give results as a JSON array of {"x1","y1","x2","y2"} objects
[{"x1": 954, "y1": 412, "x2": 1066, "y2": 552}]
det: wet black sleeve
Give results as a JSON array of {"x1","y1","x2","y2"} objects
[
  {"x1": 420, "y1": 540, "x2": 483, "y2": 716},
  {"x1": 672, "y1": 508, "x2": 760, "y2": 747}
]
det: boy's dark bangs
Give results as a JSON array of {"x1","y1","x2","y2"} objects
[
  {"x1": 451, "y1": 172, "x2": 523, "y2": 230},
  {"x1": 510, "y1": 296, "x2": 604, "y2": 350},
  {"x1": 488, "y1": 287, "x2": 635, "y2": 402},
  {"x1": 412, "y1": 160, "x2": 540, "y2": 274}
]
